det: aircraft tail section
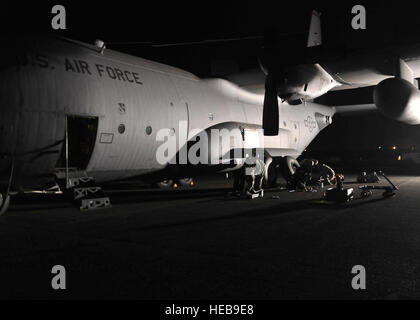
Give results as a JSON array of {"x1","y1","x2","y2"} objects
[{"x1": 307, "y1": 10, "x2": 322, "y2": 47}]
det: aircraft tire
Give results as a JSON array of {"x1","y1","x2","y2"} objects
[
  {"x1": 284, "y1": 156, "x2": 300, "y2": 178},
  {"x1": 265, "y1": 162, "x2": 278, "y2": 187},
  {"x1": 177, "y1": 178, "x2": 194, "y2": 187},
  {"x1": 0, "y1": 192, "x2": 10, "y2": 216},
  {"x1": 156, "y1": 179, "x2": 174, "y2": 189}
]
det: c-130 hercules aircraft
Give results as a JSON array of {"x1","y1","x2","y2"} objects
[{"x1": 1, "y1": 11, "x2": 420, "y2": 214}]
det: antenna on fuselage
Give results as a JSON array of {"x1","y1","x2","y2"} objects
[{"x1": 94, "y1": 39, "x2": 106, "y2": 54}]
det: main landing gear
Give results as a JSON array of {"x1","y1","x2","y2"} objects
[
  {"x1": 156, "y1": 178, "x2": 194, "y2": 189},
  {"x1": 0, "y1": 191, "x2": 11, "y2": 216},
  {"x1": 0, "y1": 159, "x2": 14, "y2": 216}
]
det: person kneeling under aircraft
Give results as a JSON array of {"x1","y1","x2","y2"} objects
[
  {"x1": 232, "y1": 150, "x2": 265, "y2": 199},
  {"x1": 245, "y1": 152, "x2": 265, "y2": 199},
  {"x1": 312, "y1": 162, "x2": 336, "y2": 186},
  {"x1": 286, "y1": 158, "x2": 315, "y2": 191},
  {"x1": 287, "y1": 159, "x2": 337, "y2": 191}
]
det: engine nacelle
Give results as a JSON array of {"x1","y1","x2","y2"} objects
[
  {"x1": 278, "y1": 64, "x2": 337, "y2": 102},
  {"x1": 373, "y1": 78, "x2": 420, "y2": 125}
]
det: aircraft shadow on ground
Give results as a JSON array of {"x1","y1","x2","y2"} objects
[
  {"x1": 115, "y1": 192, "x2": 393, "y2": 234},
  {"x1": 7, "y1": 187, "x2": 233, "y2": 212},
  {"x1": 7, "y1": 184, "x2": 393, "y2": 227}
]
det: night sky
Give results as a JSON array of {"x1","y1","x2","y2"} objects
[{"x1": 3, "y1": 0, "x2": 420, "y2": 155}]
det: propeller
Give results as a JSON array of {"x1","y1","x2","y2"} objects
[
  {"x1": 259, "y1": 26, "x2": 301, "y2": 137},
  {"x1": 260, "y1": 10, "x2": 325, "y2": 136},
  {"x1": 262, "y1": 73, "x2": 279, "y2": 136}
]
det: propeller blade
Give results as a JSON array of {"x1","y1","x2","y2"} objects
[{"x1": 263, "y1": 74, "x2": 279, "y2": 136}]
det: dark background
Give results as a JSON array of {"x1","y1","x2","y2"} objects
[{"x1": 3, "y1": 0, "x2": 420, "y2": 162}]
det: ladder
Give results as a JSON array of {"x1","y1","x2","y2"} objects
[{"x1": 55, "y1": 168, "x2": 112, "y2": 211}]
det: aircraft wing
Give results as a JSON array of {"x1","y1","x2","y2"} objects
[
  {"x1": 321, "y1": 44, "x2": 420, "y2": 92},
  {"x1": 223, "y1": 68, "x2": 266, "y2": 95},
  {"x1": 333, "y1": 104, "x2": 377, "y2": 114},
  {"x1": 224, "y1": 67, "x2": 379, "y2": 115},
  {"x1": 225, "y1": 44, "x2": 420, "y2": 96},
  {"x1": 223, "y1": 8, "x2": 420, "y2": 123}
]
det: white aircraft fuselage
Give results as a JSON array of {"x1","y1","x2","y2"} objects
[{"x1": 0, "y1": 36, "x2": 335, "y2": 190}]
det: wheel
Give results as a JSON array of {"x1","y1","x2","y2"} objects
[
  {"x1": 177, "y1": 178, "x2": 194, "y2": 187},
  {"x1": 361, "y1": 190, "x2": 372, "y2": 198},
  {"x1": 383, "y1": 191, "x2": 396, "y2": 198},
  {"x1": 265, "y1": 162, "x2": 278, "y2": 187},
  {"x1": 0, "y1": 192, "x2": 10, "y2": 216},
  {"x1": 156, "y1": 179, "x2": 174, "y2": 189}
]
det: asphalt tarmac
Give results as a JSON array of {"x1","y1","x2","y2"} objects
[{"x1": 0, "y1": 173, "x2": 419, "y2": 299}]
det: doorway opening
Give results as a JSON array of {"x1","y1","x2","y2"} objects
[{"x1": 57, "y1": 115, "x2": 99, "y2": 170}]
